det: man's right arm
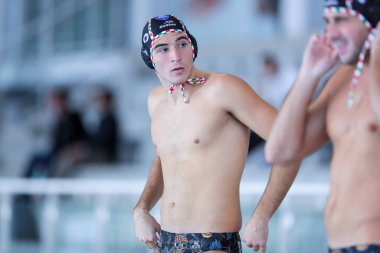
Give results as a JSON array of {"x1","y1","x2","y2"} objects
[
  {"x1": 265, "y1": 34, "x2": 338, "y2": 165},
  {"x1": 133, "y1": 154, "x2": 163, "y2": 250}
]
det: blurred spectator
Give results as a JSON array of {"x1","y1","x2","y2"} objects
[
  {"x1": 87, "y1": 88, "x2": 119, "y2": 163},
  {"x1": 22, "y1": 88, "x2": 88, "y2": 178},
  {"x1": 257, "y1": 0, "x2": 279, "y2": 17},
  {"x1": 248, "y1": 53, "x2": 297, "y2": 153},
  {"x1": 14, "y1": 88, "x2": 88, "y2": 241},
  {"x1": 256, "y1": 53, "x2": 296, "y2": 109},
  {"x1": 187, "y1": 0, "x2": 221, "y2": 15}
]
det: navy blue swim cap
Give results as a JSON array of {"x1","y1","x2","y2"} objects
[{"x1": 140, "y1": 15, "x2": 198, "y2": 69}]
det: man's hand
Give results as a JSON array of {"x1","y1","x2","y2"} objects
[
  {"x1": 242, "y1": 215, "x2": 269, "y2": 253},
  {"x1": 133, "y1": 208, "x2": 161, "y2": 250},
  {"x1": 300, "y1": 33, "x2": 338, "y2": 79}
]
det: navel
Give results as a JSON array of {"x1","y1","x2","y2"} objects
[
  {"x1": 170, "y1": 202, "x2": 176, "y2": 208},
  {"x1": 367, "y1": 122, "x2": 378, "y2": 133},
  {"x1": 193, "y1": 138, "x2": 200, "y2": 144}
]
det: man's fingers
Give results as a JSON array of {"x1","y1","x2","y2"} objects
[
  {"x1": 141, "y1": 239, "x2": 157, "y2": 249},
  {"x1": 146, "y1": 241, "x2": 157, "y2": 249},
  {"x1": 251, "y1": 243, "x2": 267, "y2": 252},
  {"x1": 139, "y1": 236, "x2": 158, "y2": 249},
  {"x1": 243, "y1": 239, "x2": 253, "y2": 248},
  {"x1": 155, "y1": 223, "x2": 161, "y2": 232}
]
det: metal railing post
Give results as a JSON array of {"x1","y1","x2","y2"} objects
[
  {"x1": 0, "y1": 194, "x2": 12, "y2": 253},
  {"x1": 94, "y1": 195, "x2": 109, "y2": 253},
  {"x1": 41, "y1": 195, "x2": 59, "y2": 253}
]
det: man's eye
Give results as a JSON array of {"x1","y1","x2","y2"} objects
[
  {"x1": 335, "y1": 17, "x2": 348, "y2": 23},
  {"x1": 158, "y1": 48, "x2": 168, "y2": 53}
]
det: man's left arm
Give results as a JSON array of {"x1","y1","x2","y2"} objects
[
  {"x1": 215, "y1": 74, "x2": 301, "y2": 252},
  {"x1": 242, "y1": 162, "x2": 300, "y2": 253},
  {"x1": 369, "y1": 22, "x2": 380, "y2": 121}
]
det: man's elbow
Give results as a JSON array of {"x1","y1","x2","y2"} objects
[
  {"x1": 264, "y1": 144, "x2": 283, "y2": 165},
  {"x1": 264, "y1": 142, "x2": 298, "y2": 165}
]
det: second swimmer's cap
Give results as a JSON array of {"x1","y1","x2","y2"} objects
[
  {"x1": 140, "y1": 15, "x2": 198, "y2": 69},
  {"x1": 324, "y1": 0, "x2": 380, "y2": 27}
]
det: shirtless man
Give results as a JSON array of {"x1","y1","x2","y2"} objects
[
  {"x1": 265, "y1": 1, "x2": 380, "y2": 252},
  {"x1": 133, "y1": 15, "x2": 300, "y2": 253}
]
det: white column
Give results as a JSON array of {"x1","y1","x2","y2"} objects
[
  {"x1": 39, "y1": 0, "x2": 54, "y2": 61},
  {"x1": 7, "y1": 0, "x2": 24, "y2": 63},
  {"x1": 0, "y1": 0, "x2": 4, "y2": 59},
  {"x1": 129, "y1": 0, "x2": 155, "y2": 49},
  {"x1": 280, "y1": 0, "x2": 308, "y2": 38}
]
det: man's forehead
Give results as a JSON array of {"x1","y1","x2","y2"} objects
[
  {"x1": 324, "y1": 11, "x2": 351, "y2": 20},
  {"x1": 154, "y1": 32, "x2": 188, "y2": 44}
]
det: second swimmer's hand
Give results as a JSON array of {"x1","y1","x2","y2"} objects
[
  {"x1": 133, "y1": 208, "x2": 161, "y2": 250},
  {"x1": 300, "y1": 33, "x2": 338, "y2": 79},
  {"x1": 242, "y1": 215, "x2": 269, "y2": 253}
]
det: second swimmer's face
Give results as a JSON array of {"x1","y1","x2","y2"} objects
[
  {"x1": 324, "y1": 12, "x2": 369, "y2": 65},
  {"x1": 151, "y1": 32, "x2": 194, "y2": 85}
]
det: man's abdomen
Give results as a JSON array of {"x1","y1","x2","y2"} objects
[
  {"x1": 160, "y1": 178, "x2": 242, "y2": 234},
  {"x1": 325, "y1": 152, "x2": 380, "y2": 248}
]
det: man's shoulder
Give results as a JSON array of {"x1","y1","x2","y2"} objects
[
  {"x1": 148, "y1": 86, "x2": 163, "y2": 98},
  {"x1": 203, "y1": 72, "x2": 259, "y2": 109},
  {"x1": 326, "y1": 65, "x2": 355, "y2": 90},
  {"x1": 147, "y1": 86, "x2": 165, "y2": 115},
  {"x1": 208, "y1": 72, "x2": 243, "y2": 82},
  {"x1": 205, "y1": 72, "x2": 248, "y2": 92}
]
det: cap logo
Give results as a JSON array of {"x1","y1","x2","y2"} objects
[
  {"x1": 159, "y1": 20, "x2": 177, "y2": 30},
  {"x1": 357, "y1": 0, "x2": 366, "y2": 4},
  {"x1": 143, "y1": 33, "x2": 149, "y2": 43},
  {"x1": 155, "y1": 15, "x2": 170, "y2": 21}
]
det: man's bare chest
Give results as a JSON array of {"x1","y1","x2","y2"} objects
[
  {"x1": 151, "y1": 102, "x2": 229, "y2": 152},
  {"x1": 327, "y1": 80, "x2": 380, "y2": 141}
]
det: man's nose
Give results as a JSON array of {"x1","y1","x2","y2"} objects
[
  {"x1": 326, "y1": 23, "x2": 340, "y2": 40},
  {"x1": 170, "y1": 48, "x2": 181, "y2": 62}
]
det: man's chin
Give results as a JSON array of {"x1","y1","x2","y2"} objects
[
  {"x1": 339, "y1": 54, "x2": 359, "y2": 65},
  {"x1": 170, "y1": 79, "x2": 187, "y2": 85}
]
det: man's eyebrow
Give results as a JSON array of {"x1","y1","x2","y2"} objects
[
  {"x1": 176, "y1": 36, "x2": 188, "y2": 42},
  {"x1": 154, "y1": 43, "x2": 168, "y2": 50},
  {"x1": 153, "y1": 36, "x2": 189, "y2": 50}
]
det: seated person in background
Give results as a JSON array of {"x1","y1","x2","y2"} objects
[
  {"x1": 88, "y1": 88, "x2": 119, "y2": 163},
  {"x1": 23, "y1": 88, "x2": 88, "y2": 178}
]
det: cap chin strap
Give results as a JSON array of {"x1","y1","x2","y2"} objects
[
  {"x1": 347, "y1": 29, "x2": 376, "y2": 108},
  {"x1": 168, "y1": 77, "x2": 206, "y2": 103},
  {"x1": 324, "y1": 2, "x2": 377, "y2": 108}
]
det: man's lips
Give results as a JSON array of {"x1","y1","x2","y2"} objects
[
  {"x1": 171, "y1": 67, "x2": 184, "y2": 72},
  {"x1": 332, "y1": 40, "x2": 347, "y2": 54}
]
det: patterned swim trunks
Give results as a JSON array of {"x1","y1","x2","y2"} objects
[
  {"x1": 329, "y1": 244, "x2": 380, "y2": 253},
  {"x1": 157, "y1": 230, "x2": 242, "y2": 253}
]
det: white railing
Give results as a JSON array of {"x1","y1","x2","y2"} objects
[{"x1": 0, "y1": 179, "x2": 329, "y2": 253}]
